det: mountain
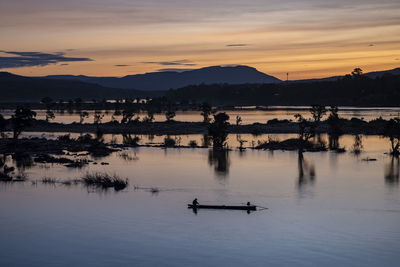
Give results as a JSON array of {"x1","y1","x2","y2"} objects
[
  {"x1": 44, "y1": 65, "x2": 281, "y2": 91},
  {"x1": 0, "y1": 72, "x2": 156, "y2": 102}
]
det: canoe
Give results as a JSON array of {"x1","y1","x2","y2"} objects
[{"x1": 188, "y1": 204, "x2": 257, "y2": 211}]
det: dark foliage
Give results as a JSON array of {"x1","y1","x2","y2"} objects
[
  {"x1": 165, "y1": 73, "x2": 400, "y2": 106},
  {"x1": 11, "y1": 106, "x2": 36, "y2": 139},
  {"x1": 208, "y1": 112, "x2": 230, "y2": 149}
]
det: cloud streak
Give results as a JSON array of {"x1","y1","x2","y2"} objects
[
  {"x1": 142, "y1": 59, "x2": 196, "y2": 66},
  {"x1": 0, "y1": 51, "x2": 92, "y2": 69},
  {"x1": 157, "y1": 68, "x2": 195, "y2": 72},
  {"x1": 226, "y1": 44, "x2": 248, "y2": 47}
]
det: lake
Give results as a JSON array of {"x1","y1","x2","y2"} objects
[{"x1": 0, "y1": 134, "x2": 399, "y2": 266}]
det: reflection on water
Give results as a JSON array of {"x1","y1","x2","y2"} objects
[
  {"x1": 328, "y1": 134, "x2": 340, "y2": 150},
  {"x1": 297, "y1": 152, "x2": 316, "y2": 198},
  {"x1": 208, "y1": 149, "x2": 230, "y2": 179},
  {"x1": 202, "y1": 134, "x2": 211, "y2": 147},
  {"x1": 297, "y1": 152, "x2": 316, "y2": 186},
  {"x1": 385, "y1": 156, "x2": 399, "y2": 186},
  {"x1": 1, "y1": 135, "x2": 400, "y2": 266},
  {"x1": 12, "y1": 152, "x2": 34, "y2": 170},
  {"x1": 351, "y1": 135, "x2": 364, "y2": 155}
]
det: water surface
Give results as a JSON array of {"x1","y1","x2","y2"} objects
[{"x1": 0, "y1": 135, "x2": 399, "y2": 266}]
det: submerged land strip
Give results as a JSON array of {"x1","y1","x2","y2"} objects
[{"x1": 4, "y1": 118, "x2": 392, "y2": 135}]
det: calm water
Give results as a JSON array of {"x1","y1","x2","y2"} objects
[
  {"x1": 0, "y1": 134, "x2": 399, "y2": 266},
  {"x1": 2, "y1": 106, "x2": 400, "y2": 124}
]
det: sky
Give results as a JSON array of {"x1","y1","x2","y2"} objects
[{"x1": 0, "y1": 0, "x2": 400, "y2": 80}]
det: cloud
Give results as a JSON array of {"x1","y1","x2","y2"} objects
[
  {"x1": 114, "y1": 64, "x2": 130, "y2": 67},
  {"x1": 142, "y1": 59, "x2": 196, "y2": 66},
  {"x1": 226, "y1": 44, "x2": 248, "y2": 47},
  {"x1": 158, "y1": 68, "x2": 195, "y2": 72},
  {"x1": 0, "y1": 51, "x2": 92, "y2": 69}
]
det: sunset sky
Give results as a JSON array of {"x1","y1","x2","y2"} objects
[{"x1": 1, "y1": 0, "x2": 399, "y2": 80}]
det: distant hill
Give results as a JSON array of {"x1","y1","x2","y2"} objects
[
  {"x1": 44, "y1": 65, "x2": 281, "y2": 91},
  {"x1": 364, "y1": 67, "x2": 400, "y2": 79},
  {"x1": 0, "y1": 72, "x2": 156, "y2": 102},
  {"x1": 292, "y1": 67, "x2": 400, "y2": 83}
]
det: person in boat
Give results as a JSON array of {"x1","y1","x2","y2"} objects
[
  {"x1": 192, "y1": 198, "x2": 199, "y2": 207},
  {"x1": 247, "y1": 202, "x2": 251, "y2": 206}
]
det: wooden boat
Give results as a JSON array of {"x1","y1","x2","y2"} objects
[{"x1": 188, "y1": 204, "x2": 257, "y2": 211}]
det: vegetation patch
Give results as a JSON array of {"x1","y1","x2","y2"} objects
[{"x1": 82, "y1": 172, "x2": 128, "y2": 191}]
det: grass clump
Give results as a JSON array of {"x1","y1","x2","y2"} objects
[
  {"x1": 82, "y1": 172, "x2": 128, "y2": 191},
  {"x1": 41, "y1": 177, "x2": 58, "y2": 184},
  {"x1": 163, "y1": 137, "x2": 176, "y2": 147},
  {"x1": 188, "y1": 140, "x2": 198, "y2": 148}
]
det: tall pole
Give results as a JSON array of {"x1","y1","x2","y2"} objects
[{"x1": 286, "y1": 72, "x2": 289, "y2": 82}]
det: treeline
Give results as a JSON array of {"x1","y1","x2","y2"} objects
[{"x1": 165, "y1": 70, "x2": 400, "y2": 106}]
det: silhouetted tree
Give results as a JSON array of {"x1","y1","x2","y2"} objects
[
  {"x1": 121, "y1": 103, "x2": 139, "y2": 123},
  {"x1": 236, "y1": 115, "x2": 242, "y2": 126},
  {"x1": 45, "y1": 110, "x2": 55, "y2": 122},
  {"x1": 327, "y1": 106, "x2": 342, "y2": 135},
  {"x1": 310, "y1": 105, "x2": 327, "y2": 123},
  {"x1": 93, "y1": 110, "x2": 104, "y2": 125},
  {"x1": 200, "y1": 102, "x2": 212, "y2": 123},
  {"x1": 351, "y1": 67, "x2": 363, "y2": 77},
  {"x1": 383, "y1": 118, "x2": 400, "y2": 156},
  {"x1": 236, "y1": 134, "x2": 247, "y2": 151},
  {"x1": 79, "y1": 111, "x2": 89, "y2": 124},
  {"x1": 208, "y1": 112, "x2": 230, "y2": 149},
  {"x1": 41, "y1": 97, "x2": 55, "y2": 122},
  {"x1": 165, "y1": 107, "x2": 176, "y2": 122},
  {"x1": 143, "y1": 107, "x2": 155, "y2": 122},
  {"x1": 11, "y1": 106, "x2": 36, "y2": 140},
  {"x1": 294, "y1": 114, "x2": 315, "y2": 152}
]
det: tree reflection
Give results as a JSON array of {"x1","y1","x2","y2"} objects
[
  {"x1": 351, "y1": 134, "x2": 363, "y2": 155},
  {"x1": 315, "y1": 134, "x2": 326, "y2": 149},
  {"x1": 385, "y1": 156, "x2": 399, "y2": 186},
  {"x1": 208, "y1": 149, "x2": 230, "y2": 179},
  {"x1": 12, "y1": 152, "x2": 34, "y2": 170},
  {"x1": 202, "y1": 134, "x2": 211, "y2": 147},
  {"x1": 297, "y1": 151, "x2": 316, "y2": 188},
  {"x1": 122, "y1": 134, "x2": 140, "y2": 146},
  {"x1": 328, "y1": 134, "x2": 339, "y2": 150}
]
